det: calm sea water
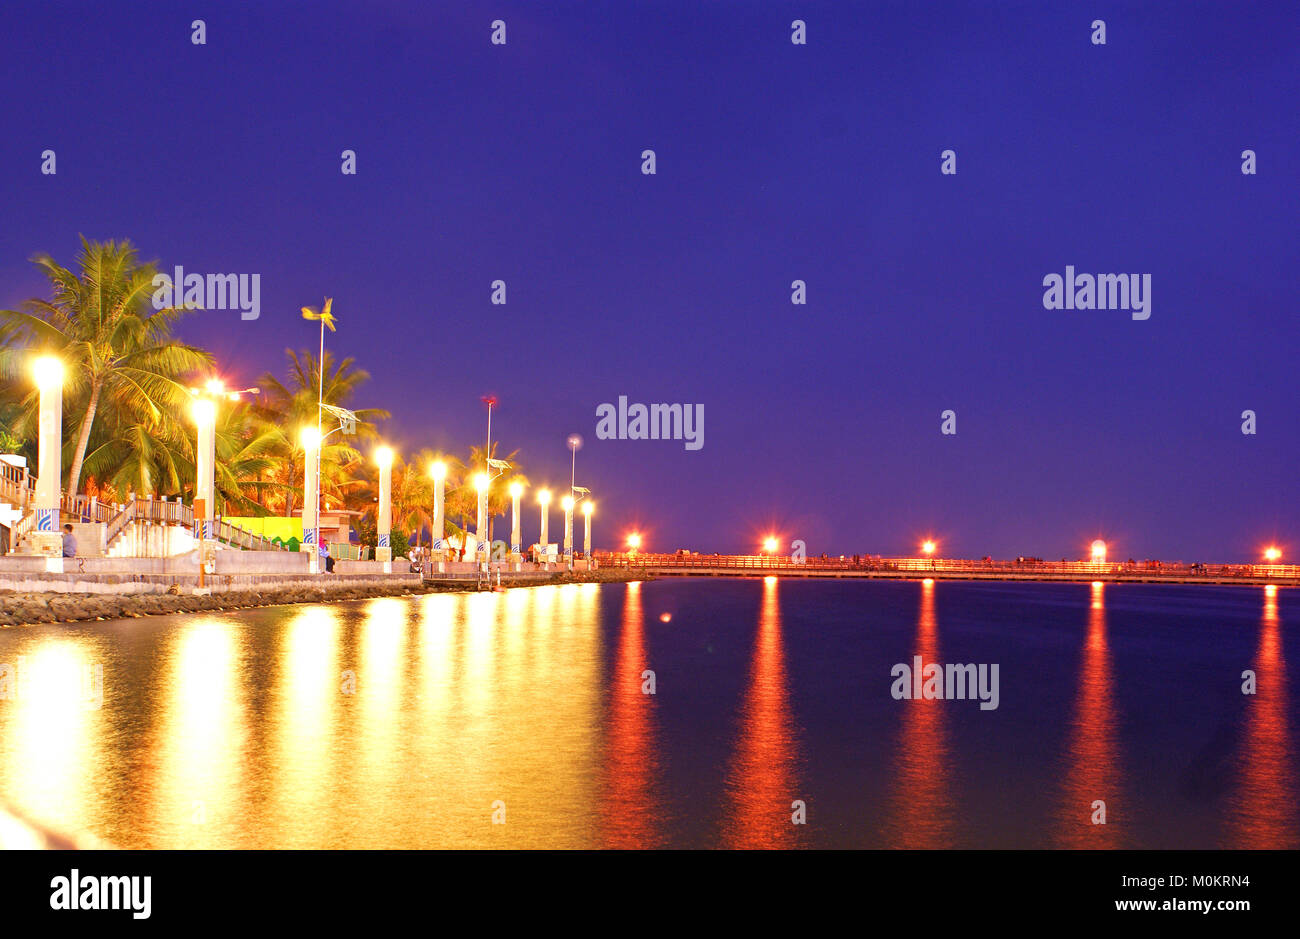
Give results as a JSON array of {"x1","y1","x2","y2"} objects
[{"x1": 0, "y1": 578, "x2": 1295, "y2": 849}]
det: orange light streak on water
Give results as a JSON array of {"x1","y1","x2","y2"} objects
[
  {"x1": 1055, "y1": 582, "x2": 1124, "y2": 847},
  {"x1": 722, "y1": 577, "x2": 801, "y2": 848},
  {"x1": 600, "y1": 582, "x2": 663, "y2": 847},
  {"x1": 888, "y1": 578, "x2": 957, "y2": 848},
  {"x1": 1224, "y1": 586, "x2": 1297, "y2": 848}
]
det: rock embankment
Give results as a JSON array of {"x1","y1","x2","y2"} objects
[
  {"x1": 0, "y1": 568, "x2": 649, "y2": 625},
  {"x1": 0, "y1": 581, "x2": 428, "y2": 626}
]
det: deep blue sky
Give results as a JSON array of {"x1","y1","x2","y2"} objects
[{"x1": 2, "y1": 2, "x2": 1296, "y2": 560}]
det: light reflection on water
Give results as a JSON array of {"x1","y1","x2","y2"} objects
[
  {"x1": 722, "y1": 577, "x2": 803, "y2": 848},
  {"x1": 0, "y1": 579, "x2": 1296, "y2": 848},
  {"x1": 888, "y1": 579, "x2": 957, "y2": 847},
  {"x1": 1054, "y1": 582, "x2": 1124, "y2": 847},
  {"x1": 1225, "y1": 586, "x2": 1298, "y2": 848}
]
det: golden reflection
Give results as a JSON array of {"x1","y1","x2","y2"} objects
[
  {"x1": 601, "y1": 582, "x2": 663, "y2": 847},
  {"x1": 340, "y1": 598, "x2": 411, "y2": 844},
  {"x1": 0, "y1": 641, "x2": 105, "y2": 834},
  {"x1": 1224, "y1": 586, "x2": 1297, "y2": 847},
  {"x1": 0, "y1": 589, "x2": 609, "y2": 848},
  {"x1": 266, "y1": 605, "x2": 341, "y2": 847},
  {"x1": 147, "y1": 619, "x2": 249, "y2": 847},
  {"x1": 723, "y1": 577, "x2": 801, "y2": 847},
  {"x1": 427, "y1": 584, "x2": 603, "y2": 848},
  {"x1": 1056, "y1": 582, "x2": 1124, "y2": 847},
  {"x1": 888, "y1": 578, "x2": 956, "y2": 847},
  {"x1": 417, "y1": 593, "x2": 458, "y2": 723}
]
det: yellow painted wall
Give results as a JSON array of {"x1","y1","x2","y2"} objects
[{"x1": 224, "y1": 517, "x2": 302, "y2": 541}]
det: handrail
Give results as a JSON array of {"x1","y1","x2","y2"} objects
[
  {"x1": 0, "y1": 460, "x2": 34, "y2": 502},
  {"x1": 104, "y1": 502, "x2": 134, "y2": 545}
]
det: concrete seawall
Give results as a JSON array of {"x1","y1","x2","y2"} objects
[
  {"x1": 0, "y1": 564, "x2": 645, "y2": 626},
  {"x1": 0, "y1": 575, "x2": 426, "y2": 626}
]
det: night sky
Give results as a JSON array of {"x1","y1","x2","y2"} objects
[{"x1": 2, "y1": 2, "x2": 1296, "y2": 560}]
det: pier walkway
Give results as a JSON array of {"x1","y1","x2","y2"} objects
[{"x1": 593, "y1": 552, "x2": 1300, "y2": 587}]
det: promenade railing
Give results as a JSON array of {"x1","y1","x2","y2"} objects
[{"x1": 593, "y1": 552, "x2": 1300, "y2": 581}]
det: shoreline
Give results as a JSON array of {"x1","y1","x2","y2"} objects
[{"x1": 0, "y1": 569, "x2": 647, "y2": 627}]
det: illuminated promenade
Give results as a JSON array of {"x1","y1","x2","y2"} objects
[{"x1": 596, "y1": 553, "x2": 1300, "y2": 587}]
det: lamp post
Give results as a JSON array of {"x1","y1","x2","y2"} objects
[
  {"x1": 566, "y1": 434, "x2": 582, "y2": 502},
  {"x1": 184, "y1": 379, "x2": 257, "y2": 582},
  {"x1": 301, "y1": 299, "x2": 337, "y2": 581},
  {"x1": 562, "y1": 494, "x2": 575, "y2": 569},
  {"x1": 538, "y1": 489, "x2": 551, "y2": 563},
  {"x1": 32, "y1": 356, "x2": 63, "y2": 569},
  {"x1": 509, "y1": 481, "x2": 523, "y2": 567},
  {"x1": 376, "y1": 446, "x2": 394, "y2": 573},
  {"x1": 475, "y1": 472, "x2": 490, "y2": 570},
  {"x1": 582, "y1": 500, "x2": 594, "y2": 563},
  {"x1": 301, "y1": 426, "x2": 321, "y2": 573},
  {"x1": 430, "y1": 461, "x2": 446, "y2": 571}
]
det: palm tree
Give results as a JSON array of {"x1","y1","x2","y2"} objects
[
  {"x1": 254, "y1": 348, "x2": 388, "y2": 516},
  {"x1": 256, "y1": 349, "x2": 387, "y2": 433},
  {"x1": 78, "y1": 421, "x2": 185, "y2": 499},
  {"x1": 0, "y1": 237, "x2": 211, "y2": 496},
  {"x1": 358, "y1": 449, "x2": 436, "y2": 547},
  {"x1": 211, "y1": 401, "x2": 284, "y2": 513}
]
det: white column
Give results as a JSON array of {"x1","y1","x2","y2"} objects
[
  {"x1": 430, "y1": 461, "x2": 446, "y2": 570},
  {"x1": 582, "y1": 501, "x2": 593, "y2": 560},
  {"x1": 538, "y1": 490, "x2": 550, "y2": 562},
  {"x1": 509, "y1": 482, "x2": 522, "y2": 565},
  {"x1": 376, "y1": 447, "x2": 393, "y2": 571},
  {"x1": 475, "y1": 473, "x2": 489, "y2": 569},
  {"x1": 192, "y1": 398, "x2": 216, "y2": 540},
  {"x1": 32, "y1": 357, "x2": 63, "y2": 568},
  {"x1": 301, "y1": 426, "x2": 320, "y2": 573},
  {"x1": 562, "y1": 495, "x2": 574, "y2": 568}
]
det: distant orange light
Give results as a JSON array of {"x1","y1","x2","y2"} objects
[
  {"x1": 1090, "y1": 540, "x2": 1107, "y2": 562},
  {"x1": 921, "y1": 539, "x2": 936, "y2": 556},
  {"x1": 626, "y1": 533, "x2": 641, "y2": 550},
  {"x1": 1264, "y1": 546, "x2": 1282, "y2": 562},
  {"x1": 763, "y1": 536, "x2": 779, "y2": 553},
  {"x1": 659, "y1": 613, "x2": 671, "y2": 623}
]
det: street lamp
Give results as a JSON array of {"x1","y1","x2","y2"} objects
[
  {"x1": 763, "y1": 536, "x2": 779, "y2": 554},
  {"x1": 1090, "y1": 539, "x2": 1108, "y2": 564},
  {"x1": 375, "y1": 446, "x2": 394, "y2": 571},
  {"x1": 186, "y1": 379, "x2": 258, "y2": 549},
  {"x1": 31, "y1": 356, "x2": 64, "y2": 567},
  {"x1": 626, "y1": 532, "x2": 641, "y2": 553},
  {"x1": 1264, "y1": 546, "x2": 1282, "y2": 563},
  {"x1": 301, "y1": 299, "x2": 337, "y2": 578},
  {"x1": 566, "y1": 434, "x2": 582, "y2": 500},
  {"x1": 921, "y1": 539, "x2": 937, "y2": 556}
]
